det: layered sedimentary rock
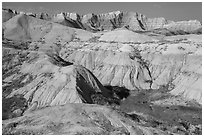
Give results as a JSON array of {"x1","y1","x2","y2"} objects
[
  {"x1": 62, "y1": 30, "x2": 202, "y2": 104},
  {"x1": 4, "y1": 51, "x2": 111, "y2": 109},
  {"x1": 3, "y1": 8, "x2": 202, "y2": 34},
  {"x1": 2, "y1": 103, "x2": 168, "y2": 135},
  {"x1": 64, "y1": 42, "x2": 152, "y2": 90},
  {"x1": 137, "y1": 37, "x2": 202, "y2": 103},
  {"x1": 79, "y1": 11, "x2": 202, "y2": 34},
  {"x1": 2, "y1": 8, "x2": 202, "y2": 105},
  {"x1": 52, "y1": 12, "x2": 84, "y2": 29},
  {"x1": 163, "y1": 20, "x2": 202, "y2": 33},
  {"x1": 146, "y1": 17, "x2": 168, "y2": 30}
]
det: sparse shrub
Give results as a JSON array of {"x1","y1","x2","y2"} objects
[
  {"x1": 105, "y1": 86, "x2": 130, "y2": 100},
  {"x1": 2, "y1": 95, "x2": 28, "y2": 120},
  {"x1": 178, "y1": 46, "x2": 185, "y2": 50},
  {"x1": 91, "y1": 92, "x2": 120, "y2": 106},
  {"x1": 89, "y1": 36, "x2": 100, "y2": 42}
]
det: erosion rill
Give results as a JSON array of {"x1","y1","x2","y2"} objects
[{"x1": 2, "y1": 7, "x2": 202, "y2": 135}]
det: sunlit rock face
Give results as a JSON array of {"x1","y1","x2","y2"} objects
[
  {"x1": 3, "y1": 9, "x2": 202, "y2": 104},
  {"x1": 137, "y1": 35, "x2": 202, "y2": 104},
  {"x1": 2, "y1": 8, "x2": 202, "y2": 136},
  {"x1": 2, "y1": 103, "x2": 169, "y2": 135},
  {"x1": 3, "y1": 13, "x2": 75, "y2": 42},
  {"x1": 163, "y1": 20, "x2": 202, "y2": 33},
  {"x1": 63, "y1": 30, "x2": 202, "y2": 104},
  {"x1": 3, "y1": 8, "x2": 201, "y2": 34},
  {"x1": 3, "y1": 51, "x2": 112, "y2": 109},
  {"x1": 66, "y1": 42, "x2": 153, "y2": 90}
]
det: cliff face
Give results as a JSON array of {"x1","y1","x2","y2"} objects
[
  {"x1": 137, "y1": 37, "x2": 202, "y2": 104},
  {"x1": 2, "y1": 11, "x2": 202, "y2": 104},
  {"x1": 52, "y1": 12, "x2": 84, "y2": 29},
  {"x1": 68, "y1": 49, "x2": 152, "y2": 90},
  {"x1": 3, "y1": 8, "x2": 201, "y2": 34},
  {"x1": 2, "y1": 7, "x2": 202, "y2": 135},
  {"x1": 62, "y1": 32, "x2": 202, "y2": 104}
]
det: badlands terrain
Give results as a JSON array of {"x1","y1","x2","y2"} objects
[{"x1": 2, "y1": 8, "x2": 202, "y2": 135}]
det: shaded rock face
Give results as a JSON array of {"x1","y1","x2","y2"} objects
[
  {"x1": 38, "y1": 12, "x2": 52, "y2": 20},
  {"x1": 2, "y1": 8, "x2": 17, "y2": 22},
  {"x1": 3, "y1": 8, "x2": 201, "y2": 34},
  {"x1": 68, "y1": 11, "x2": 202, "y2": 34},
  {"x1": 2, "y1": 103, "x2": 168, "y2": 135},
  {"x1": 3, "y1": 51, "x2": 112, "y2": 109},
  {"x1": 67, "y1": 46, "x2": 152, "y2": 90},
  {"x1": 2, "y1": 11, "x2": 202, "y2": 105},
  {"x1": 2, "y1": 7, "x2": 202, "y2": 135},
  {"x1": 52, "y1": 12, "x2": 84, "y2": 29},
  {"x1": 62, "y1": 33, "x2": 202, "y2": 104}
]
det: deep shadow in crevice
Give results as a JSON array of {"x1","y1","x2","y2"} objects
[
  {"x1": 104, "y1": 85, "x2": 130, "y2": 100},
  {"x1": 46, "y1": 53, "x2": 73, "y2": 67}
]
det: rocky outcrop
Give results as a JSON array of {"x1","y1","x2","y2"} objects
[
  {"x1": 4, "y1": 12, "x2": 200, "y2": 104},
  {"x1": 62, "y1": 31, "x2": 202, "y2": 104},
  {"x1": 37, "y1": 12, "x2": 52, "y2": 20},
  {"x1": 65, "y1": 43, "x2": 152, "y2": 90},
  {"x1": 2, "y1": 103, "x2": 168, "y2": 135},
  {"x1": 137, "y1": 38, "x2": 202, "y2": 104},
  {"x1": 2, "y1": 8, "x2": 17, "y2": 22},
  {"x1": 2, "y1": 7, "x2": 202, "y2": 135},
  {"x1": 52, "y1": 12, "x2": 84, "y2": 29},
  {"x1": 26, "y1": 12, "x2": 36, "y2": 17},
  {"x1": 4, "y1": 52, "x2": 112, "y2": 109},
  {"x1": 3, "y1": 8, "x2": 201, "y2": 34},
  {"x1": 146, "y1": 17, "x2": 168, "y2": 30}
]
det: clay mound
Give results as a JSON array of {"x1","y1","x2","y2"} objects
[
  {"x1": 99, "y1": 29, "x2": 158, "y2": 43},
  {"x1": 2, "y1": 8, "x2": 17, "y2": 22},
  {"x1": 74, "y1": 28, "x2": 95, "y2": 41},
  {"x1": 5, "y1": 53, "x2": 111, "y2": 109},
  {"x1": 163, "y1": 20, "x2": 202, "y2": 33},
  {"x1": 42, "y1": 23, "x2": 75, "y2": 45},
  {"x1": 2, "y1": 103, "x2": 167, "y2": 135},
  {"x1": 3, "y1": 13, "x2": 31, "y2": 41},
  {"x1": 3, "y1": 13, "x2": 75, "y2": 44}
]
